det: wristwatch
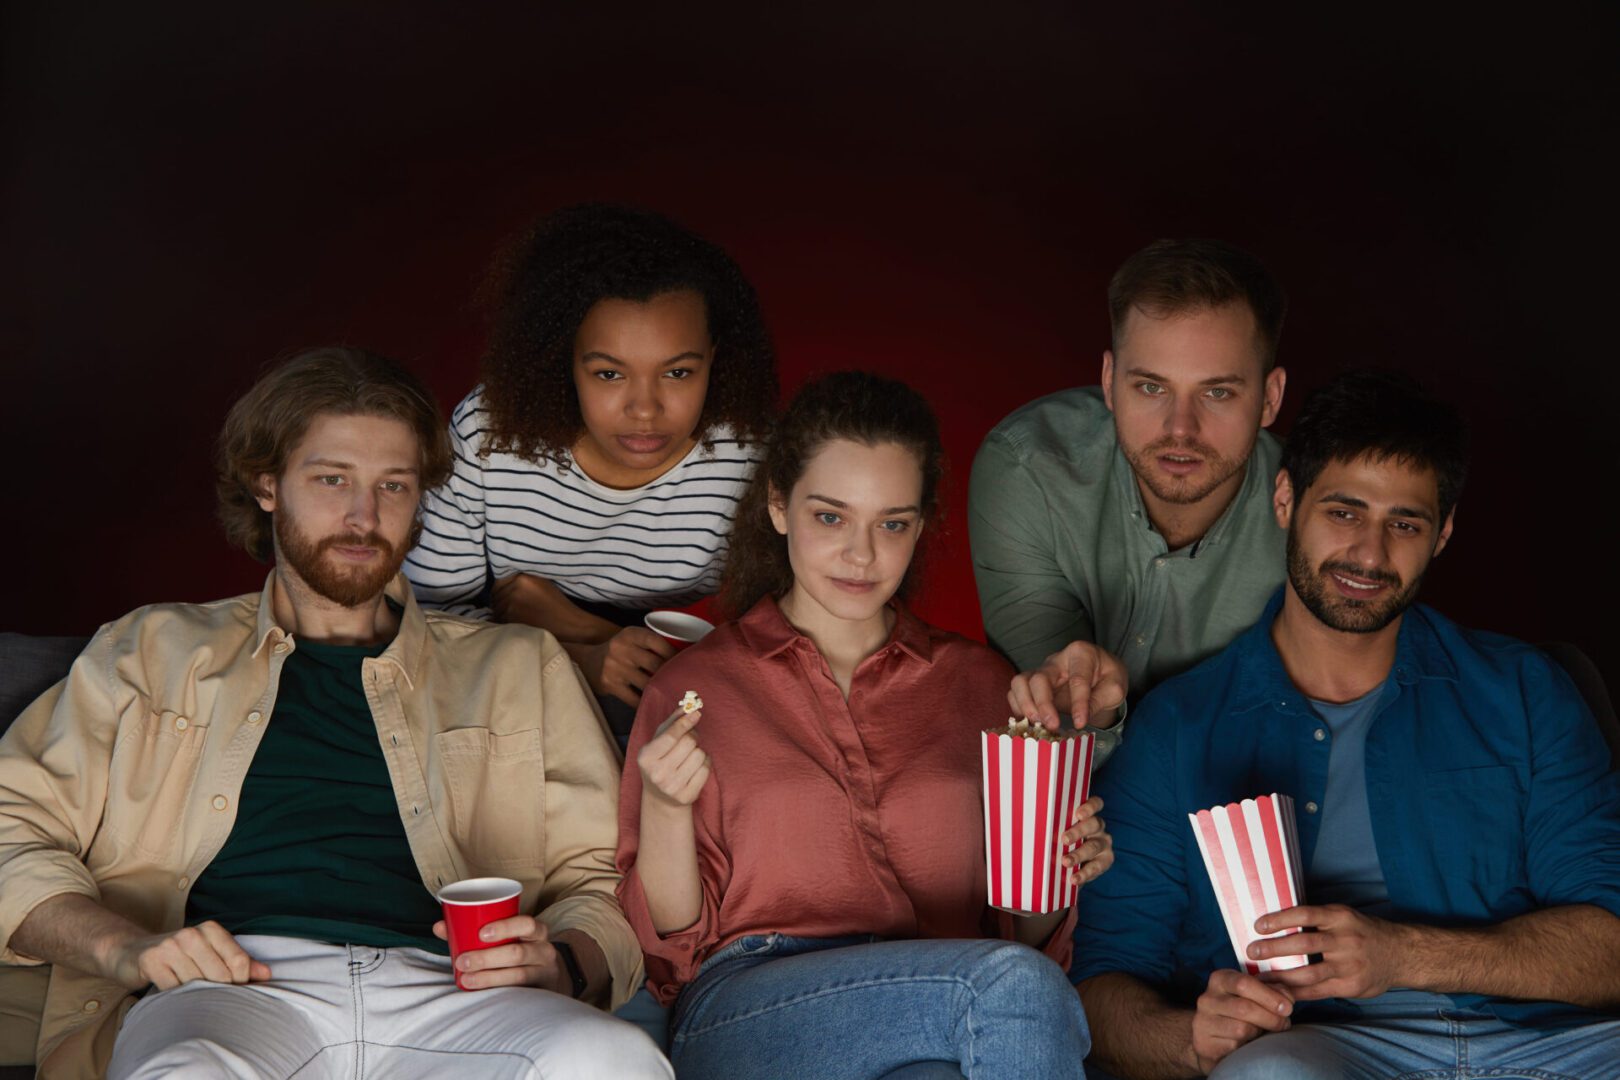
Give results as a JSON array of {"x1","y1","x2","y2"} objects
[{"x1": 552, "y1": 940, "x2": 587, "y2": 999}]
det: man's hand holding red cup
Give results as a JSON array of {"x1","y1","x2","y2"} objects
[{"x1": 431, "y1": 915, "x2": 569, "y2": 994}]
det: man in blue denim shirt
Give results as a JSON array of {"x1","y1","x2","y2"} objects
[{"x1": 1072, "y1": 371, "x2": 1620, "y2": 1078}]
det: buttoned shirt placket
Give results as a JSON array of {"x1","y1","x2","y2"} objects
[{"x1": 789, "y1": 638, "x2": 913, "y2": 926}]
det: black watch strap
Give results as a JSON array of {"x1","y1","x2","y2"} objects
[{"x1": 552, "y1": 940, "x2": 588, "y2": 999}]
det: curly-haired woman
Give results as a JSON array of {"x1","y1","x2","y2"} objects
[
  {"x1": 615, "y1": 372, "x2": 1107, "y2": 1079},
  {"x1": 405, "y1": 205, "x2": 777, "y2": 735}
]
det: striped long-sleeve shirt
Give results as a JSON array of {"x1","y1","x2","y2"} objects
[{"x1": 404, "y1": 387, "x2": 763, "y2": 619}]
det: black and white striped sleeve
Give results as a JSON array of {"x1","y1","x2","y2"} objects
[{"x1": 405, "y1": 403, "x2": 494, "y2": 620}]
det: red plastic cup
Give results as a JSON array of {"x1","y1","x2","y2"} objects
[
  {"x1": 644, "y1": 610, "x2": 715, "y2": 650},
  {"x1": 438, "y1": 876, "x2": 522, "y2": 990}
]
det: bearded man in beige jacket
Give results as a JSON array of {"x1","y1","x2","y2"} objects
[{"x1": 0, "y1": 348, "x2": 670, "y2": 1079}]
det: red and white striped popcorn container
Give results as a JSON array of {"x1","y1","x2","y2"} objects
[
  {"x1": 1189, "y1": 793, "x2": 1310, "y2": 974},
  {"x1": 981, "y1": 727, "x2": 1097, "y2": 914}
]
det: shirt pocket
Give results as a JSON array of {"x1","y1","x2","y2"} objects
[
  {"x1": 1418, "y1": 764, "x2": 1525, "y2": 888},
  {"x1": 103, "y1": 708, "x2": 211, "y2": 860},
  {"x1": 434, "y1": 727, "x2": 546, "y2": 873}
]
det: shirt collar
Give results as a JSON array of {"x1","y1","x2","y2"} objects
[
  {"x1": 1233, "y1": 587, "x2": 1460, "y2": 712},
  {"x1": 250, "y1": 570, "x2": 425, "y2": 689},
  {"x1": 738, "y1": 594, "x2": 934, "y2": 665}
]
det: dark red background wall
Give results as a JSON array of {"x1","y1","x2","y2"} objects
[{"x1": 4, "y1": 5, "x2": 1615, "y2": 687}]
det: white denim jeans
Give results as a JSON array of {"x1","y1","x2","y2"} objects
[{"x1": 107, "y1": 935, "x2": 672, "y2": 1079}]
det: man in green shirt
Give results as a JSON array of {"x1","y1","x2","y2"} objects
[{"x1": 973, "y1": 240, "x2": 1288, "y2": 756}]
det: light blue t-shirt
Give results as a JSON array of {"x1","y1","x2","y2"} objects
[
  {"x1": 1307, "y1": 680, "x2": 1393, "y2": 915},
  {"x1": 1308, "y1": 677, "x2": 1447, "y2": 1008}
]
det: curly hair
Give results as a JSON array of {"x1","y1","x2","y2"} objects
[
  {"x1": 479, "y1": 204, "x2": 778, "y2": 466},
  {"x1": 216, "y1": 346, "x2": 452, "y2": 561},
  {"x1": 719, "y1": 371, "x2": 945, "y2": 619}
]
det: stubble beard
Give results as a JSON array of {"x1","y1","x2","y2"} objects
[
  {"x1": 1123, "y1": 435, "x2": 1247, "y2": 506},
  {"x1": 273, "y1": 511, "x2": 407, "y2": 608},
  {"x1": 1286, "y1": 520, "x2": 1425, "y2": 634}
]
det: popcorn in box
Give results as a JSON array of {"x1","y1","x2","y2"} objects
[{"x1": 981, "y1": 720, "x2": 1097, "y2": 914}]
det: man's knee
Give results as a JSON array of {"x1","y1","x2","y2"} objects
[
  {"x1": 1207, "y1": 1031, "x2": 1343, "y2": 1080},
  {"x1": 525, "y1": 1013, "x2": 673, "y2": 1079},
  {"x1": 110, "y1": 1038, "x2": 283, "y2": 1080}
]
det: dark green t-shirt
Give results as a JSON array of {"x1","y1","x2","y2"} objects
[{"x1": 186, "y1": 636, "x2": 447, "y2": 953}]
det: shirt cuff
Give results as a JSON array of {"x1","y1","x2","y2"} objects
[
  {"x1": 535, "y1": 894, "x2": 644, "y2": 1011},
  {"x1": 1087, "y1": 698, "x2": 1126, "y2": 768}
]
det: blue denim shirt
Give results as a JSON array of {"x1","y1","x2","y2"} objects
[{"x1": 1071, "y1": 589, "x2": 1620, "y2": 1025}]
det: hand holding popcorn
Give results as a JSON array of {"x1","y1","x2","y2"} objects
[
  {"x1": 1059, "y1": 795, "x2": 1114, "y2": 886},
  {"x1": 638, "y1": 692, "x2": 711, "y2": 808},
  {"x1": 982, "y1": 720, "x2": 1098, "y2": 913}
]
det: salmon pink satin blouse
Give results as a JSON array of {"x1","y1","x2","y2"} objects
[{"x1": 616, "y1": 596, "x2": 1077, "y2": 1003}]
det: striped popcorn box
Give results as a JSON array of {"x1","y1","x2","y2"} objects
[
  {"x1": 1189, "y1": 794, "x2": 1310, "y2": 974},
  {"x1": 981, "y1": 724, "x2": 1097, "y2": 914}
]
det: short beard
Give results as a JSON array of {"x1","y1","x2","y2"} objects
[
  {"x1": 1286, "y1": 520, "x2": 1424, "y2": 634},
  {"x1": 1122, "y1": 435, "x2": 1247, "y2": 506},
  {"x1": 274, "y1": 512, "x2": 406, "y2": 608}
]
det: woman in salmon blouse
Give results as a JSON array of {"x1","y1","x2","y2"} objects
[{"x1": 616, "y1": 372, "x2": 1111, "y2": 1079}]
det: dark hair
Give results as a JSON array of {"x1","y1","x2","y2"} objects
[
  {"x1": 1280, "y1": 369, "x2": 1469, "y2": 519},
  {"x1": 216, "y1": 346, "x2": 452, "y2": 561},
  {"x1": 1108, "y1": 238, "x2": 1288, "y2": 371},
  {"x1": 479, "y1": 203, "x2": 778, "y2": 466},
  {"x1": 719, "y1": 371, "x2": 945, "y2": 618}
]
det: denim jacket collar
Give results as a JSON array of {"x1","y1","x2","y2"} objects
[{"x1": 1232, "y1": 587, "x2": 1460, "y2": 714}]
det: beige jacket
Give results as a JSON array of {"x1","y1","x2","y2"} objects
[{"x1": 0, "y1": 573, "x2": 642, "y2": 1078}]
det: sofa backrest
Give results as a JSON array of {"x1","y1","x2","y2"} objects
[{"x1": 0, "y1": 633, "x2": 90, "y2": 742}]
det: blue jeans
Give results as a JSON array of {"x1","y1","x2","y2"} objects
[
  {"x1": 613, "y1": 985, "x2": 672, "y2": 1051},
  {"x1": 1199, "y1": 997, "x2": 1620, "y2": 1080},
  {"x1": 669, "y1": 934, "x2": 1090, "y2": 1080}
]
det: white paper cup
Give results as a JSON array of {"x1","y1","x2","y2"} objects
[{"x1": 643, "y1": 610, "x2": 715, "y2": 648}]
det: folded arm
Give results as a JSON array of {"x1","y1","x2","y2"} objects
[{"x1": 495, "y1": 574, "x2": 675, "y2": 708}]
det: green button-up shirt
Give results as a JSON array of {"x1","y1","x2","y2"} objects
[{"x1": 969, "y1": 387, "x2": 1287, "y2": 748}]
